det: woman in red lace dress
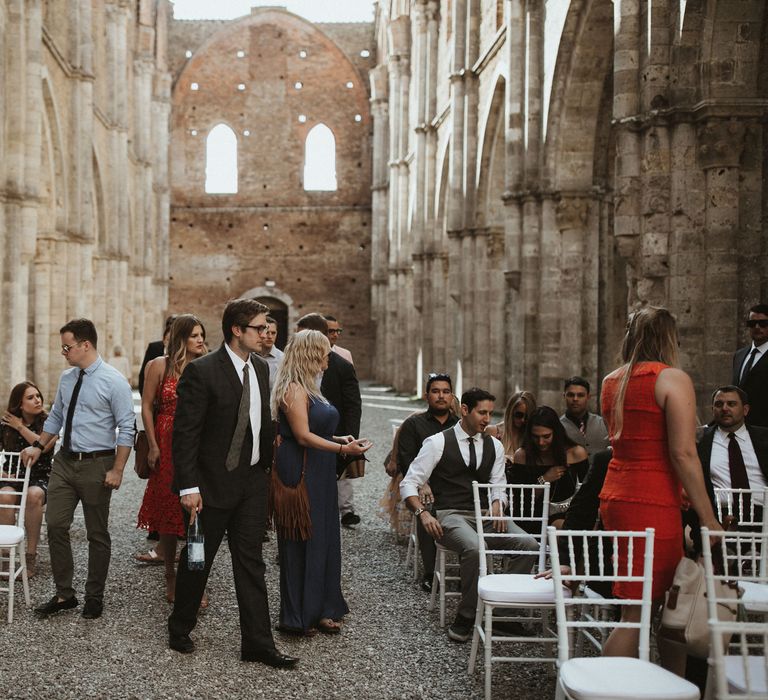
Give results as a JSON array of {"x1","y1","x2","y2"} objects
[
  {"x1": 137, "y1": 314, "x2": 207, "y2": 602},
  {"x1": 600, "y1": 306, "x2": 721, "y2": 657}
]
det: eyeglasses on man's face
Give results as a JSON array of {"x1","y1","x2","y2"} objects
[
  {"x1": 328, "y1": 328, "x2": 343, "y2": 335},
  {"x1": 61, "y1": 341, "x2": 84, "y2": 354},
  {"x1": 244, "y1": 324, "x2": 269, "y2": 335},
  {"x1": 746, "y1": 319, "x2": 768, "y2": 328}
]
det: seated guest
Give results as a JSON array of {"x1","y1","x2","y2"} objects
[
  {"x1": 394, "y1": 372, "x2": 459, "y2": 592},
  {"x1": 559, "y1": 376, "x2": 609, "y2": 464},
  {"x1": 400, "y1": 387, "x2": 538, "y2": 643},
  {"x1": 0, "y1": 381, "x2": 57, "y2": 577},
  {"x1": 510, "y1": 406, "x2": 589, "y2": 529},
  {"x1": 687, "y1": 385, "x2": 768, "y2": 549},
  {"x1": 487, "y1": 391, "x2": 537, "y2": 456}
]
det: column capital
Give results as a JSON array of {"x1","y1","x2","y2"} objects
[
  {"x1": 697, "y1": 119, "x2": 746, "y2": 169},
  {"x1": 555, "y1": 195, "x2": 591, "y2": 231}
]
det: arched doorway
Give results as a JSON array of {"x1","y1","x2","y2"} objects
[{"x1": 239, "y1": 285, "x2": 295, "y2": 350}]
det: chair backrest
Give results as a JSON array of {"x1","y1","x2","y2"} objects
[
  {"x1": 701, "y1": 527, "x2": 768, "y2": 587},
  {"x1": 472, "y1": 481, "x2": 550, "y2": 574},
  {"x1": 0, "y1": 452, "x2": 30, "y2": 528},
  {"x1": 713, "y1": 488, "x2": 768, "y2": 531},
  {"x1": 548, "y1": 526, "x2": 656, "y2": 664},
  {"x1": 706, "y1": 620, "x2": 768, "y2": 700}
]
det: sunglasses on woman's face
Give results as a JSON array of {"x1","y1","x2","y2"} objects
[{"x1": 513, "y1": 411, "x2": 527, "y2": 420}]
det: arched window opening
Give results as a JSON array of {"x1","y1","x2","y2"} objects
[
  {"x1": 303, "y1": 123, "x2": 337, "y2": 191},
  {"x1": 205, "y1": 123, "x2": 238, "y2": 194}
]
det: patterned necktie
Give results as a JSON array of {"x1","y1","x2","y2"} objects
[
  {"x1": 578, "y1": 417, "x2": 587, "y2": 436},
  {"x1": 62, "y1": 369, "x2": 86, "y2": 453},
  {"x1": 740, "y1": 348, "x2": 759, "y2": 385},
  {"x1": 727, "y1": 431, "x2": 751, "y2": 520},
  {"x1": 467, "y1": 437, "x2": 477, "y2": 470},
  {"x1": 225, "y1": 363, "x2": 251, "y2": 471}
]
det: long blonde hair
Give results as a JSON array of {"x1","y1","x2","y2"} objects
[
  {"x1": 167, "y1": 314, "x2": 207, "y2": 379},
  {"x1": 611, "y1": 305, "x2": 679, "y2": 439},
  {"x1": 271, "y1": 330, "x2": 330, "y2": 419},
  {"x1": 501, "y1": 390, "x2": 537, "y2": 455}
]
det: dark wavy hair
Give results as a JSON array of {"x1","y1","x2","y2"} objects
[
  {"x1": 2, "y1": 381, "x2": 47, "y2": 446},
  {"x1": 521, "y1": 406, "x2": 575, "y2": 467}
]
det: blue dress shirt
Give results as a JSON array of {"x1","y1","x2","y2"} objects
[{"x1": 44, "y1": 356, "x2": 135, "y2": 451}]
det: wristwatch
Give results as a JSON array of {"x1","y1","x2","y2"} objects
[
  {"x1": 537, "y1": 476, "x2": 546, "y2": 485},
  {"x1": 414, "y1": 507, "x2": 426, "y2": 518},
  {"x1": 32, "y1": 440, "x2": 44, "y2": 450}
]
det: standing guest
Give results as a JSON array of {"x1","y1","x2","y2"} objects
[
  {"x1": 22, "y1": 318, "x2": 135, "y2": 620},
  {"x1": 0, "y1": 382, "x2": 57, "y2": 577},
  {"x1": 271, "y1": 330, "x2": 372, "y2": 635},
  {"x1": 732, "y1": 303, "x2": 768, "y2": 427},
  {"x1": 600, "y1": 306, "x2": 721, "y2": 657},
  {"x1": 138, "y1": 314, "x2": 177, "y2": 396},
  {"x1": 168, "y1": 299, "x2": 297, "y2": 668},
  {"x1": 400, "y1": 388, "x2": 538, "y2": 642},
  {"x1": 511, "y1": 406, "x2": 589, "y2": 528},
  {"x1": 394, "y1": 372, "x2": 458, "y2": 592},
  {"x1": 325, "y1": 315, "x2": 353, "y2": 365},
  {"x1": 559, "y1": 377, "x2": 609, "y2": 464},
  {"x1": 135, "y1": 315, "x2": 207, "y2": 603},
  {"x1": 108, "y1": 346, "x2": 132, "y2": 385},
  {"x1": 259, "y1": 316, "x2": 284, "y2": 390},
  {"x1": 296, "y1": 313, "x2": 362, "y2": 528}
]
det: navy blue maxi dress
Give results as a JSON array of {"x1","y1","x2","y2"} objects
[{"x1": 276, "y1": 398, "x2": 349, "y2": 630}]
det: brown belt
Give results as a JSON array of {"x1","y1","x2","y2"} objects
[{"x1": 62, "y1": 449, "x2": 116, "y2": 461}]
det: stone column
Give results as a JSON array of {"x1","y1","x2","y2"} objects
[{"x1": 698, "y1": 119, "x2": 746, "y2": 399}]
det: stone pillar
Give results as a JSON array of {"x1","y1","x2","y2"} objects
[{"x1": 698, "y1": 119, "x2": 746, "y2": 399}]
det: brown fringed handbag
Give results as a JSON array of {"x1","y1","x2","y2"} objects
[{"x1": 268, "y1": 432, "x2": 312, "y2": 541}]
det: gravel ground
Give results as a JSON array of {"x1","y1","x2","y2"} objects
[{"x1": 0, "y1": 384, "x2": 556, "y2": 699}]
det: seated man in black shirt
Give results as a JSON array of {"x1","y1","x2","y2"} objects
[{"x1": 396, "y1": 373, "x2": 459, "y2": 591}]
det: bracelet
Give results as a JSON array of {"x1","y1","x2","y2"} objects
[{"x1": 338, "y1": 443, "x2": 344, "y2": 455}]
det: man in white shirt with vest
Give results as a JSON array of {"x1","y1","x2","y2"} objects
[{"x1": 400, "y1": 387, "x2": 538, "y2": 642}]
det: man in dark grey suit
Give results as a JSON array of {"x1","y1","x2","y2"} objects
[
  {"x1": 732, "y1": 303, "x2": 768, "y2": 427},
  {"x1": 168, "y1": 298, "x2": 297, "y2": 668}
]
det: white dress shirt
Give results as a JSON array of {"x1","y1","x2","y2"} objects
[
  {"x1": 740, "y1": 340, "x2": 768, "y2": 381},
  {"x1": 400, "y1": 422, "x2": 507, "y2": 505},
  {"x1": 179, "y1": 346, "x2": 262, "y2": 497},
  {"x1": 709, "y1": 424, "x2": 766, "y2": 505},
  {"x1": 224, "y1": 343, "x2": 262, "y2": 466}
]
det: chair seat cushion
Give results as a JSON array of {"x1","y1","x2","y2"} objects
[
  {"x1": 560, "y1": 657, "x2": 700, "y2": 700},
  {"x1": 478, "y1": 574, "x2": 572, "y2": 604},
  {"x1": 725, "y1": 655, "x2": 767, "y2": 694},
  {"x1": 0, "y1": 525, "x2": 24, "y2": 546},
  {"x1": 739, "y1": 580, "x2": 768, "y2": 613}
]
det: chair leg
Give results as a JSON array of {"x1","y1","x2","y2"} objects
[
  {"x1": 7, "y1": 547, "x2": 15, "y2": 623},
  {"x1": 429, "y1": 549, "x2": 440, "y2": 613},
  {"x1": 412, "y1": 523, "x2": 420, "y2": 581},
  {"x1": 438, "y1": 550, "x2": 446, "y2": 628},
  {"x1": 484, "y1": 606, "x2": 493, "y2": 700},
  {"x1": 554, "y1": 677, "x2": 567, "y2": 700},
  {"x1": 468, "y1": 598, "x2": 483, "y2": 674},
  {"x1": 20, "y1": 540, "x2": 29, "y2": 606}
]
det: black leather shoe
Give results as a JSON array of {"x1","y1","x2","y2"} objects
[
  {"x1": 35, "y1": 595, "x2": 78, "y2": 617},
  {"x1": 421, "y1": 576, "x2": 433, "y2": 594},
  {"x1": 340, "y1": 512, "x2": 361, "y2": 528},
  {"x1": 169, "y1": 633, "x2": 195, "y2": 654},
  {"x1": 241, "y1": 648, "x2": 299, "y2": 668},
  {"x1": 82, "y1": 599, "x2": 103, "y2": 619}
]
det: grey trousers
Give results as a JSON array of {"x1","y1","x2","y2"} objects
[
  {"x1": 46, "y1": 453, "x2": 114, "y2": 602},
  {"x1": 437, "y1": 509, "x2": 538, "y2": 620}
]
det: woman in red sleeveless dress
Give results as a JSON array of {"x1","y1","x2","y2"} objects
[
  {"x1": 137, "y1": 315, "x2": 207, "y2": 602},
  {"x1": 600, "y1": 306, "x2": 721, "y2": 657}
]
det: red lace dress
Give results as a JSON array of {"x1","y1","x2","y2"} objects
[
  {"x1": 600, "y1": 361, "x2": 683, "y2": 599},
  {"x1": 137, "y1": 376, "x2": 185, "y2": 537}
]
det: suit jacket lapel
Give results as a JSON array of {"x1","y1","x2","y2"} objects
[{"x1": 218, "y1": 345, "x2": 243, "y2": 398}]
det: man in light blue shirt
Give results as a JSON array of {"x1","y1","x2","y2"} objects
[{"x1": 22, "y1": 318, "x2": 134, "y2": 621}]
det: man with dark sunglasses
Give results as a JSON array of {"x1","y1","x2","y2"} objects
[{"x1": 732, "y1": 303, "x2": 768, "y2": 427}]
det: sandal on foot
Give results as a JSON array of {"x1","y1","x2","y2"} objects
[
  {"x1": 318, "y1": 618, "x2": 342, "y2": 635},
  {"x1": 200, "y1": 592, "x2": 210, "y2": 610},
  {"x1": 134, "y1": 549, "x2": 164, "y2": 565}
]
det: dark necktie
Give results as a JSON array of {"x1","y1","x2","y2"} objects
[
  {"x1": 727, "y1": 431, "x2": 751, "y2": 519},
  {"x1": 740, "y1": 348, "x2": 759, "y2": 385},
  {"x1": 225, "y1": 364, "x2": 251, "y2": 471},
  {"x1": 62, "y1": 369, "x2": 86, "y2": 453},
  {"x1": 467, "y1": 437, "x2": 477, "y2": 470}
]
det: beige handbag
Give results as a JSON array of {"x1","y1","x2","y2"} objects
[{"x1": 659, "y1": 556, "x2": 740, "y2": 658}]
